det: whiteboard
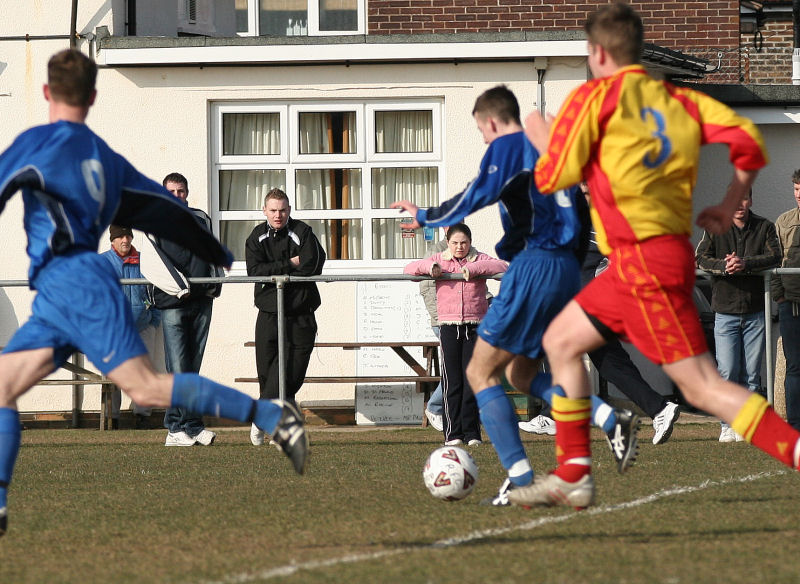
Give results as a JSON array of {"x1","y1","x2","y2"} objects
[
  {"x1": 355, "y1": 281, "x2": 437, "y2": 425},
  {"x1": 355, "y1": 384, "x2": 425, "y2": 426}
]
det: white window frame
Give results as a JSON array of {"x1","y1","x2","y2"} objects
[
  {"x1": 236, "y1": 0, "x2": 366, "y2": 37},
  {"x1": 211, "y1": 99, "x2": 444, "y2": 274}
]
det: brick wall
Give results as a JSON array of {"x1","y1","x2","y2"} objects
[
  {"x1": 367, "y1": 0, "x2": 750, "y2": 83},
  {"x1": 743, "y1": 17, "x2": 795, "y2": 84}
]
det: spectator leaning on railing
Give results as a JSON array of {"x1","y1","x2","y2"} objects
[{"x1": 696, "y1": 189, "x2": 780, "y2": 442}]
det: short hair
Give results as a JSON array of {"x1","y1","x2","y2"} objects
[
  {"x1": 263, "y1": 188, "x2": 289, "y2": 206},
  {"x1": 585, "y1": 2, "x2": 644, "y2": 66},
  {"x1": 446, "y1": 223, "x2": 472, "y2": 242},
  {"x1": 162, "y1": 172, "x2": 188, "y2": 190},
  {"x1": 793, "y1": 169, "x2": 800, "y2": 184},
  {"x1": 47, "y1": 49, "x2": 97, "y2": 107},
  {"x1": 472, "y1": 85, "x2": 521, "y2": 125}
]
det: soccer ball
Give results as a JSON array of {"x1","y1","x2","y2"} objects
[{"x1": 423, "y1": 446, "x2": 478, "y2": 501}]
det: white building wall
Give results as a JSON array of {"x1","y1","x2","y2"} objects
[
  {"x1": 4, "y1": 1, "x2": 796, "y2": 413},
  {"x1": 0, "y1": 1, "x2": 590, "y2": 413}
]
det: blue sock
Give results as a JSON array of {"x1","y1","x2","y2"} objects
[
  {"x1": 170, "y1": 374, "x2": 284, "y2": 435},
  {"x1": 476, "y1": 385, "x2": 532, "y2": 486},
  {"x1": 528, "y1": 373, "x2": 553, "y2": 399},
  {"x1": 592, "y1": 395, "x2": 617, "y2": 432},
  {"x1": 0, "y1": 408, "x2": 21, "y2": 509},
  {"x1": 253, "y1": 401, "x2": 282, "y2": 435},
  {"x1": 171, "y1": 373, "x2": 256, "y2": 424}
]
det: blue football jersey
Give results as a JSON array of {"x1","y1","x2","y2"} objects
[
  {"x1": 416, "y1": 132, "x2": 586, "y2": 262},
  {"x1": 0, "y1": 121, "x2": 232, "y2": 284}
]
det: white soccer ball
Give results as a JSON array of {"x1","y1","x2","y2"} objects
[{"x1": 422, "y1": 446, "x2": 478, "y2": 501}]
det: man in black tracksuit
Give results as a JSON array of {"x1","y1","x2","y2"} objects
[{"x1": 245, "y1": 188, "x2": 325, "y2": 446}]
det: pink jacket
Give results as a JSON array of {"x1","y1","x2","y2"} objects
[{"x1": 404, "y1": 247, "x2": 507, "y2": 324}]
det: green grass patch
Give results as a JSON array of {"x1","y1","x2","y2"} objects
[{"x1": 2, "y1": 424, "x2": 800, "y2": 583}]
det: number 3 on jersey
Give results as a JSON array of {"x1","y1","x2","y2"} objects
[{"x1": 640, "y1": 107, "x2": 671, "y2": 169}]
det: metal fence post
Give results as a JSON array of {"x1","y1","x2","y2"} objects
[
  {"x1": 765, "y1": 271, "x2": 774, "y2": 404},
  {"x1": 276, "y1": 276, "x2": 287, "y2": 402}
]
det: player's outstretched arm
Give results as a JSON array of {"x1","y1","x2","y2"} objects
[
  {"x1": 696, "y1": 168, "x2": 759, "y2": 235},
  {"x1": 390, "y1": 200, "x2": 421, "y2": 229}
]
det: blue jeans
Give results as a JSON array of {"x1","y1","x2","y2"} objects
[
  {"x1": 779, "y1": 301, "x2": 800, "y2": 430},
  {"x1": 162, "y1": 298, "x2": 213, "y2": 437},
  {"x1": 426, "y1": 326, "x2": 444, "y2": 415},
  {"x1": 714, "y1": 311, "x2": 765, "y2": 430}
]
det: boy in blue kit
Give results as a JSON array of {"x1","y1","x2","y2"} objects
[
  {"x1": 0, "y1": 49, "x2": 308, "y2": 537},
  {"x1": 391, "y1": 85, "x2": 641, "y2": 505}
]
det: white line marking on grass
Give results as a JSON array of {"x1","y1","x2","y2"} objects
[{"x1": 203, "y1": 470, "x2": 786, "y2": 584}]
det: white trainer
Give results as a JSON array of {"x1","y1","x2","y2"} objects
[
  {"x1": 518, "y1": 415, "x2": 556, "y2": 436},
  {"x1": 165, "y1": 431, "x2": 196, "y2": 446},
  {"x1": 444, "y1": 439, "x2": 463, "y2": 446},
  {"x1": 652, "y1": 402, "x2": 680, "y2": 445},
  {"x1": 508, "y1": 472, "x2": 595, "y2": 510},
  {"x1": 194, "y1": 429, "x2": 216, "y2": 446},
  {"x1": 467, "y1": 439, "x2": 482, "y2": 446},
  {"x1": 250, "y1": 423, "x2": 265, "y2": 446},
  {"x1": 719, "y1": 426, "x2": 737, "y2": 443},
  {"x1": 480, "y1": 477, "x2": 515, "y2": 506},
  {"x1": 425, "y1": 409, "x2": 444, "y2": 432}
]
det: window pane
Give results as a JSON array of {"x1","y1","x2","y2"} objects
[
  {"x1": 219, "y1": 169, "x2": 286, "y2": 210},
  {"x1": 235, "y1": 0, "x2": 249, "y2": 32},
  {"x1": 295, "y1": 168, "x2": 362, "y2": 210},
  {"x1": 260, "y1": 0, "x2": 307, "y2": 35},
  {"x1": 298, "y1": 112, "x2": 357, "y2": 154},
  {"x1": 306, "y1": 219, "x2": 362, "y2": 260},
  {"x1": 223, "y1": 112, "x2": 281, "y2": 155},
  {"x1": 375, "y1": 110, "x2": 433, "y2": 153},
  {"x1": 371, "y1": 167, "x2": 438, "y2": 208},
  {"x1": 372, "y1": 218, "x2": 430, "y2": 259},
  {"x1": 319, "y1": 0, "x2": 358, "y2": 31},
  {"x1": 221, "y1": 220, "x2": 263, "y2": 261}
]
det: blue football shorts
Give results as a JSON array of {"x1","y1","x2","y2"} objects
[
  {"x1": 3, "y1": 251, "x2": 147, "y2": 375},
  {"x1": 478, "y1": 247, "x2": 580, "y2": 359}
]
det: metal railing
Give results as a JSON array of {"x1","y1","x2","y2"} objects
[{"x1": 0, "y1": 268, "x2": 794, "y2": 407}]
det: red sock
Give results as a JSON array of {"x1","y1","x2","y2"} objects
[
  {"x1": 732, "y1": 394, "x2": 800, "y2": 469},
  {"x1": 551, "y1": 395, "x2": 592, "y2": 482}
]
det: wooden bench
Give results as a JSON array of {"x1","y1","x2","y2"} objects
[
  {"x1": 0, "y1": 348, "x2": 118, "y2": 430},
  {"x1": 236, "y1": 341, "x2": 441, "y2": 426}
]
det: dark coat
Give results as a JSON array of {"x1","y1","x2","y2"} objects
[
  {"x1": 695, "y1": 211, "x2": 780, "y2": 314},
  {"x1": 245, "y1": 217, "x2": 325, "y2": 315}
]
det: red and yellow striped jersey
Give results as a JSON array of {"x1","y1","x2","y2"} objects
[{"x1": 534, "y1": 65, "x2": 768, "y2": 256}]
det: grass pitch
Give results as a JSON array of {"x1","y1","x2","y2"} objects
[{"x1": 2, "y1": 422, "x2": 800, "y2": 584}]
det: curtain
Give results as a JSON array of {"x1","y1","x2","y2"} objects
[
  {"x1": 297, "y1": 112, "x2": 358, "y2": 258},
  {"x1": 223, "y1": 112, "x2": 280, "y2": 156},
  {"x1": 220, "y1": 169, "x2": 286, "y2": 211},
  {"x1": 375, "y1": 110, "x2": 433, "y2": 153},
  {"x1": 221, "y1": 220, "x2": 263, "y2": 261},
  {"x1": 373, "y1": 111, "x2": 437, "y2": 259},
  {"x1": 371, "y1": 167, "x2": 438, "y2": 259}
]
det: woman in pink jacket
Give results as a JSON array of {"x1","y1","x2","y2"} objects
[{"x1": 404, "y1": 224, "x2": 507, "y2": 446}]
